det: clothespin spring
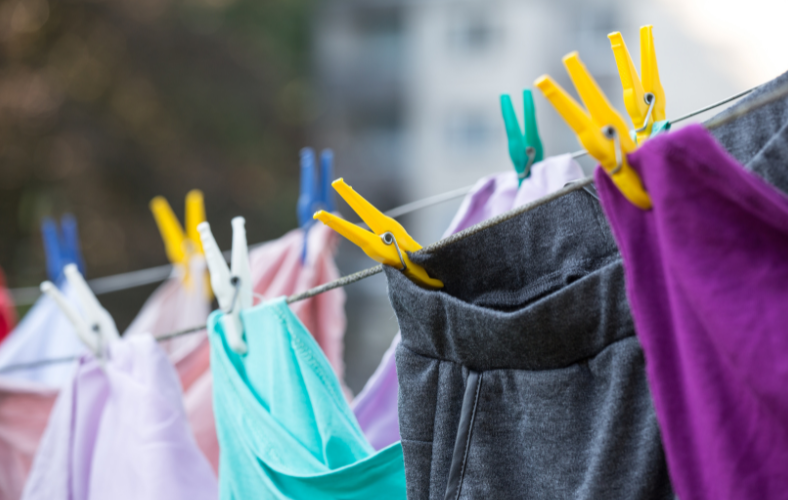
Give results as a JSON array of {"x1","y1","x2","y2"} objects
[
  {"x1": 222, "y1": 277, "x2": 241, "y2": 314},
  {"x1": 602, "y1": 126, "x2": 624, "y2": 175},
  {"x1": 633, "y1": 93, "x2": 657, "y2": 138},
  {"x1": 380, "y1": 232, "x2": 407, "y2": 272},
  {"x1": 518, "y1": 147, "x2": 537, "y2": 181}
]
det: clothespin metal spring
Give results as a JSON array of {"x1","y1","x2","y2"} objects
[
  {"x1": 518, "y1": 147, "x2": 537, "y2": 181},
  {"x1": 602, "y1": 126, "x2": 624, "y2": 175},
  {"x1": 380, "y1": 232, "x2": 407, "y2": 272},
  {"x1": 633, "y1": 93, "x2": 656, "y2": 136}
]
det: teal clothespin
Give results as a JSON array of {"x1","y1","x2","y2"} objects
[{"x1": 500, "y1": 89, "x2": 544, "y2": 185}]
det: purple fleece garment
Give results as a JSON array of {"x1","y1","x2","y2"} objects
[
  {"x1": 351, "y1": 154, "x2": 584, "y2": 450},
  {"x1": 595, "y1": 124, "x2": 788, "y2": 500}
]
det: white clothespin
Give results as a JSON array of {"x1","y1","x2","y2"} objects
[
  {"x1": 198, "y1": 217, "x2": 252, "y2": 354},
  {"x1": 40, "y1": 263, "x2": 119, "y2": 360}
]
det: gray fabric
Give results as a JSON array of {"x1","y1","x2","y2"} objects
[
  {"x1": 385, "y1": 189, "x2": 673, "y2": 500},
  {"x1": 709, "y1": 70, "x2": 788, "y2": 193}
]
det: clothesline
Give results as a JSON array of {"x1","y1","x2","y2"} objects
[
  {"x1": 5, "y1": 87, "x2": 759, "y2": 307},
  {"x1": 286, "y1": 83, "x2": 775, "y2": 303},
  {"x1": 5, "y1": 180, "x2": 502, "y2": 307},
  {"x1": 0, "y1": 82, "x2": 780, "y2": 376},
  {"x1": 0, "y1": 324, "x2": 209, "y2": 374}
]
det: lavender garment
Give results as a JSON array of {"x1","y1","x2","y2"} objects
[
  {"x1": 349, "y1": 334, "x2": 401, "y2": 450},
  {"x1": 352, "y1": 154, "x2": 584, "y2": 450},
  {"x1": 22, "y1": 335, "x2": 217, "y2": 500},
  {"x1": 595, "y1": 125, "x2": 788, "y2": 500}
]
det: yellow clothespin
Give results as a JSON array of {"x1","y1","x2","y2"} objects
[
  {"x1": 313, "y1": 179, "x2": 444, "y2": 289},
  {"x1": 150, "y1": 189, "x2": 208, "y2": 285},
  {"x1": 534, "y1": 52, "x2": 652, "y2": 209},
  {"x1": 185, "y1": 190, "x2": 206, "y2": 256},
  {"x1": 608, "y1": 25, "x2": 666, "y2": 144}
]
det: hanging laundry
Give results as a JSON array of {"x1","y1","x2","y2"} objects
[
  {"x1": 352, "y1": 154, "x2": 584, "y2": 450},
  {"x1": 209, "y1": 299, "x2": 405, "y2": 499},
  {"x1": 249, "y1": 222, "x2": 346, "y2": 379},
  {"x1": 0, "y1": 283, "x2": 85, "y2": 386},
  {"x1": 124, "y1": 257, "x2": 210, "y2": 362},
  {"x1": 21, "y1": 335, "x2": 216, "y2": 500},
  {"x1": 440, "y1": 154, "x2": 585, "y2": 236},
  {"x1": 122, "y1": 256, "x2": 216, "y2": 472},
  {"x1": 0, "y1": 266, "x2": 17, "y2": 343},
  {"x1": 170, "y1": 223, "x2": 347, "y2": 473},
  {"x1": 0, "y1": 379, "x2": 57, "y2": 500},
  {"x1": 131, "y1": 190, "x2": 212, "y2": 359},
  {"x1": 0, "y1": 283, "x2": 83, "y2": 500},
  {"x1": 382, "y1": 187, "x2": 674, "y2": 498},
  {"x1": 595, "y1": 124, "x2": 788, "y2": 500}
]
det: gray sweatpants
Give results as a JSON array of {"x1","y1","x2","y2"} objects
[{"x1": 384, "y1": 188, "x2": 674, "y2": 500}]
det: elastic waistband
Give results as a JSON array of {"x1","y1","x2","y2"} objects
[{"x1": 384, "y1": 189, "x2": 634, "y2": 371}]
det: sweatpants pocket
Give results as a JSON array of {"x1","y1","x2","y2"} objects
[{"x1": 443, "y1": 370, "x2": 481, "y2": 500}]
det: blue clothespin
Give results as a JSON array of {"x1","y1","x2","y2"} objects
[
  {"x1": 298, "y1": 148, "x2": 318, "y2": 231},
  {"x1": 500, "y1": 89, "x2": 544, "y2": 185},
  {"x1": 60, "y1": 214, "x2": 86, "y2": 276},
  {"x1": 41, "y1": 214, "x2": 86, "y2": 283},
  {"x1": 297, "y1": 148, "x2": 335, "y2": 263},
  {"x1": 41, "y1": 218, "x2": 64, "y2": 283},
  {"x1": 319, "y1": 149, "x2": 335, "y2": 215}
]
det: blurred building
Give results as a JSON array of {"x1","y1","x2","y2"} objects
[{"x1": 311, "y1": 0, "x2": 744, "y2": 393}]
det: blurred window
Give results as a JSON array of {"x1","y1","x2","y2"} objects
[
  {"x1": 448, "y1": 11, "x2": 501, "y2": 54},
  {"x1": 445, "y1": 109, "x2": 494, "y2": 154}
]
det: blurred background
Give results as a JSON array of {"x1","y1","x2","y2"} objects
[{"x1": 1, "y1": 0, "x2": 786, "y2": 393}]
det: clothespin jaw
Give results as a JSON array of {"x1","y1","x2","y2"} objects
[
  {"x1": 41, "y1": 218, "x2": 64, "y2": 283},
  {"x1": 150, "y1": 196, "x2": 188, "y2": 266},
  {"x1": 185, "y1": 190, "x2": 206, "y2": 255},
  {"x1": 41, "y1": 264, "x2": 119, "y2": 359},
  {"x1": 500, "y1": 89, "x2": 544, "y2": 185},
  {"x1": 298, "y1": 148, "x2": 336, "y2": 263},
  {"x1": 60, "y1": 215, "x2": 86, "y2": 277},
  {"x1": 319, "y1": 150, "x2": 335, "y2": 213},
  {"x1": 197, "y1": 220, "x2": 250, "y2": 354},
  {"x1": 297, "y1": 148, "x2": 317, "y2": 229},
  {"x1": 313, "y1": 179, "x2": 443, "y2": 289},
  {"x1": 230, "y1": 217, "x2": 252, "y2": 313},
  {"x1": 184, "y1": 189, "x2": 212, "y2": 300},
  {"x1": 534, "y1": 52, "x2": 652, "y2": 209},
  {"x1": 608, "y1": 25, "x2": 666, "y2": 143}
]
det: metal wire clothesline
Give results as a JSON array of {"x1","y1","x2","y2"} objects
[{"x1": 2, "y1": 81, "x2": 781, "y2": 375}]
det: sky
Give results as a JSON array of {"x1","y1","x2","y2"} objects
[{"x1": 659, "y1": 0, "x2": 788, "y2": 86}]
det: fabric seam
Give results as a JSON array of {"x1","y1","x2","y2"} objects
[
  {"x1": 453, "y1": 371, "x2": 482, "y2": 500},
  {"x1": 397, "y1": 332, "x2": 636, "y2": 373}
]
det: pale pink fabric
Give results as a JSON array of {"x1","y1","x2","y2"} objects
[
  {"x1": 0, "y1": 379, "x2": 58, "y2": 500},
  {"x1": 124, "y1": 257, "x2": 211, "y2": 361}
]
